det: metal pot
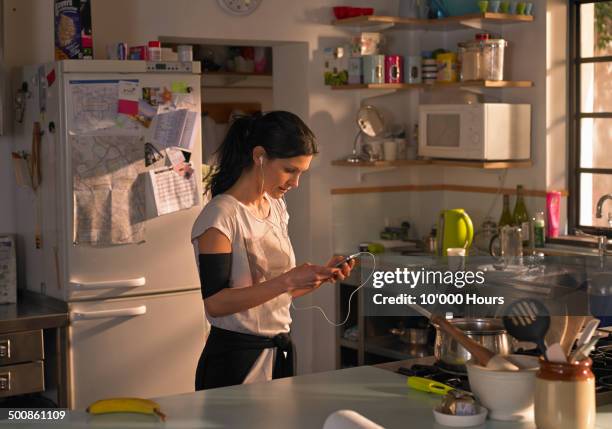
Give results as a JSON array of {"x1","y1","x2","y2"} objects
[
  {"x1": 434, "y1": 318, "x2": 513, "y2": 372},
  {"x1": 389, "y1": 327, "x2": 429, "y2": 345}
]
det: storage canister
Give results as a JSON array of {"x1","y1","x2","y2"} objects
[
  {"x1": 362, "y1": 55, "x2": 385, "y2": 84},
  {"x1": 481, "y1": 39, "x2": 507, "y2": 81},
  {"x1": 348, "y1": 58, "x2": 362, "y2": 84},
  {"x1": 436, "y1": 52, "x2": 458, "y2": 83},
  {"x1": 384, "y1": 55, "x2": 403, "y2": 83},
  {"x1": 534, "y1": 358, "x2": 595, "y2": 429},
  {"x1": 422, "y1": 58, "x2": 437, "y2": 84},
  {"x1": 458, "y1": 42, "x2": 482, "y2": 81},
  {"x1": 406, "y1": 56, "x2": 422, "y2": 84}
]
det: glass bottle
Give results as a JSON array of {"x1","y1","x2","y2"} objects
[
  {"x1": 513, "y1": 185, "x2": 530, "y2": 244},
  {"x1": 533, "y1": 211, "x2": 545, "y2": 247},
  {"x1": 498, "y1": 194, "x2": 513, "y2": 228}
]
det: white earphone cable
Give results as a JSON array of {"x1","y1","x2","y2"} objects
[{"x1": 290, "y1": 252, "x2": 377, "y2": 327}]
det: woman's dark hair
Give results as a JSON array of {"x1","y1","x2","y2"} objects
[{"x1": 207, "y1": 111, "x2": 318, "y2": 196}]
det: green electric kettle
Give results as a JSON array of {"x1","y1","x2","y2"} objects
[{"x1": 437, "y1": 209, "x2": 474, "y2": 256}]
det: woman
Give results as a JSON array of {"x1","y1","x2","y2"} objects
[{"x1": 192, "y1": 111, "x2": 355, "y2": 390}]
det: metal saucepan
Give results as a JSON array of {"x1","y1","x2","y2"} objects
[
  {"x1": 389, "y1": 327, "x2": 430, "y2": 345},
  {"x1": 434, "y1": 318, "x2": 513, "y2": 372}
]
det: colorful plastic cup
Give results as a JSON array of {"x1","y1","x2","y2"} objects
[
  {"x1": 489, "y1": 1, "x2": 501, "y2": 13},
  {"x1": 525, "y1": 2, "x2": 533, "y2": 15},
  {"x1": 517, "y1": 2, "x2": 526, "y2": 14},
  {"x1": 478, "y1": 1, "x2": 489, "y2": 13},
  {"x1": 509, "y1": 1, "x2": 517, "y2": 13},
  {"x1": 500, "y1": 1, "x2": 510, "y2": 13}
]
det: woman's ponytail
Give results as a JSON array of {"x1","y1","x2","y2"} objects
[{"x1": 207, "y1": 115, "x2": 258, "y2": 196}]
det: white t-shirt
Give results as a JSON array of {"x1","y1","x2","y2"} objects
[{"x1": 191, "y1": 193, "x2": 295, "y2": 382}]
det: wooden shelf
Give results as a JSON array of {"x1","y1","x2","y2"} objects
[
  {"x1": 330, "y1": 81, "x2": 533, "y2": 91},
  {"x1": 201, "y1": 72, "x2": 272, "y2": 89},
  {"x1": 203, "y1": 71, "x2": 272, "y2": 77},
  {"x1": 330, "y1": 184, "x2": 569, "y2": 197},
  {"x1": 332, "y1": 12, "x2": 534, "y2": 31},
  {"x1": 331, "y1": 159, "x2": 533, "y2": 169}
]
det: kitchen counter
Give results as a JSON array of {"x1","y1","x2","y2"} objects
[
  {"x1": 0, "y1": 290, "x2": 68, "y2": 334},
  {"x1": 0, "y1": 290, "x2": 69, "y2": 407},
  {"x1": 27, "y1": 366, "x2": 612, "y2": 428}
]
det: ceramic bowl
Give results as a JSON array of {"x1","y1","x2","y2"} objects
[
  {"x1": 466, "y1": 354, "x2": 539, "y2": 421},
  {"x1": 433, "y1": 406, "x2": 488, "y2": 427}
]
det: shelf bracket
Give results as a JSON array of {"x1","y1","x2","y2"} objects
[
  {"x1": 459, "y1": 19, "x2": 486, "y2": 30},
  {"x1": 356, "y1": 166, "x2": 397, "y2": 183}
]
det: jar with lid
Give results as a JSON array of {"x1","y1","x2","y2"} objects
[
  {"x1": 147, "y1": 41, "x2": 162, "y2": 62},
  {"x1": 534, "y1": 358, "x2": 596, "y2": 429},
  {"x1": 481, "y1": 39, "x2": 507, "y2": 81},
  {"x1": 458, "y1": 42, "x2": 482, "y2": 81}
]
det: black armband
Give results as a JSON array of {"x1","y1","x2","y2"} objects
[{"x1": 198, "y1": 253, "x2": 232, "y2": 299}]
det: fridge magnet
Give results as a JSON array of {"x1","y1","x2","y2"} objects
[
  {"x1": 46, "y1": 69, "x2": 56, "y2": 87},
  {"x1": 171, "y1": 81, "x2": 189, "y2": 94},
  {"x1": 142, "y1": 87, "x2": 163, "y2": 107},
  {"x1": 173, "y1": 161, "x2": 194, "y2": 179}
]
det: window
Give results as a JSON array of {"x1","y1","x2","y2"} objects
[{"x1": 569, "y1": 1, "x2": 612, "y2": 236}]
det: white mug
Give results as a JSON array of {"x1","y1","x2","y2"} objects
[
  {"x1": 447, "y1": 247, "x2": 466, "y2": 271},
  {"x1": 383, "y1": 140, "x2": 398, "y2": 161}
]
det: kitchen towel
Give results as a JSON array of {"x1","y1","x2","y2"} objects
[{"x1": 323, "y1": 410, "x2": 385, "y2": 429}]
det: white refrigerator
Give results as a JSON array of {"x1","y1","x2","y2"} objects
[{"x1": 12, "y1": 60, "x2": 207, "y2": 409}]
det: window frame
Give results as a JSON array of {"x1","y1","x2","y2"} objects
[{"x1": 569, "y1": 0, "x2": 612, "y2": 237}]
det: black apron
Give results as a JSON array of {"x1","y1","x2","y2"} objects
[{"x1": 195, "y1": 325, "x2": 294, "y2": 390}]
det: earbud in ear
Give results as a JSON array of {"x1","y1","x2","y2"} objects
[{"x1": 259, "y1": 156, "x2": 264, "y2": 165}]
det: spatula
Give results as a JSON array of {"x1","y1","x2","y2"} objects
[
  {"x1": 560, "y1": 316, "x2": 587, "y2": 355},
  {"x1": 408, "y1": 303, "x2": 519, "y2": 371},
  {"x1": 502, "y1": 298, "x2": 550, "y2": 357}
]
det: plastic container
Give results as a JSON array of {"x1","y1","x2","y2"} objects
[
  {"x1": 534, "y1": 358, "x2": 596, "y2": 429},
  {"x1": 481, "y1": 39, "x2": 506, "y2": 80},
  {"x1": 436, "y1": 52, "x2": 458, "y2": 82},
  {"x1": 458, "y1": 42, "x2": 482, "y2": 81},
  {"x1": 147, "y1": 41, "x2": 162, "y2": 62},
  {"x1": 177, "y1": 45, "x2": 193, "y2": 62},
  {"x1": 458, "y1": 34, "x2": 506, "y2": 81}
]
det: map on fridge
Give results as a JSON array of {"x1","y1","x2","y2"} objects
[
  {"x1": 71, "y1": 134, "x2": 146, "y2": 245},
  {"x1": 69, "y1": 80, "x2": 140, "y2": 133}
]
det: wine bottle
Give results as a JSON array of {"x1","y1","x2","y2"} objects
[{"x1": 499, "y1": 194, "x2": 513, "y2": 228}]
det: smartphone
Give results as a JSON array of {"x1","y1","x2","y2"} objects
[{"x1": 334, "y1": 253, "x2": 360, "y2": 268}]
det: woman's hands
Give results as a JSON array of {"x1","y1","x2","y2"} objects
[
  {"x1": 282, "y1": 263, "x2": 339, "y2": 293},
  {"x1": 325, "y1": 255, "x2": 356, "y2": 283},
  {"x1": 283, "y1": 256, "x2": 356, "y2": 297}
]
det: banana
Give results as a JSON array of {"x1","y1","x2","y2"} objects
[{"x1": 86, "y1": 397, "x2": 166, "y2": 421}]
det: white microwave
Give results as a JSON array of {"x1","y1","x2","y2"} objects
[{"x1": 418, "y1": 103, "x2": 531, "y2": 160}]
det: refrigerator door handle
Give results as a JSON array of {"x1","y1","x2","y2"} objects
[
  {"x1": 69, "y1": 277, "x2": 146, "y2": 289},
  {"x1": 70, "y1": 305, "x2": 147, "y2": 321}
]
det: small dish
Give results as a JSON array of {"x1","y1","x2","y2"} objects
[{"x1": 433, "y1": 406, "x2": 488, "y2": 427}]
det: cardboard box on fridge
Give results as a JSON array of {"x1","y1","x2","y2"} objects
[{"x1": 54, "y1": 0, "x2": 93, "y2": 60}]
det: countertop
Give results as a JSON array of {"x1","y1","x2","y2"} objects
[
  {"x1": 0, "y1": 290, "x2": 69, "y2": 334},
  {"x1": 18, "y1": 366, "x2": 612, "y2": 428}
]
